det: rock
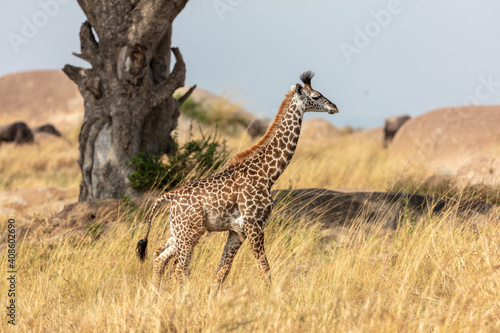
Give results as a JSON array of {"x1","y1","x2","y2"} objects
[
  {"x1": 455, "y1": 156, "x2": 500, "y2": 186},
  {"x1": 246, "y1": 119, "x2": 268, "y2": 139},
  {"x1": 349, "y1": 126, "x2": 384, "y2": 144},
  {"x1": 175, "y1": 86, "x2": 267, "y2": 139},
  {"x1": 0, "y1": 187, "x2": 78, "y2": 217},
  {"x1": 300, "y1": 118, "x2": 341, "y2": 142},
  {"x1": 389, "y1": 106, "x2": 500, "y2": 186},
  {"x1": 0, "y1": 70, "x2": 83, "y2": 132}
]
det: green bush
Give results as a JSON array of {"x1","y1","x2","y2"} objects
[
  {"x1": 178, "y1": 96, "x2": 210, "y2": 124},
  {"x1": 177, "y1": 96, "x2": 249, "y2": 135},
  {"x1": 128, "y1": 132, "x2": 229, "y2": 192}
]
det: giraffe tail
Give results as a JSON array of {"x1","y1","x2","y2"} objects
[{"x1": 136, "y1": 192, "x2": 173, "y2": 262}]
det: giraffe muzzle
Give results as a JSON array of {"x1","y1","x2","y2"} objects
[{"x1": 328, "y1": 105, "x2": 339, "y2": 114}]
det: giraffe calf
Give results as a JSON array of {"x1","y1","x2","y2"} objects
[{"x1": 136, "y1": 71, "x2": 338, "y2": 291}]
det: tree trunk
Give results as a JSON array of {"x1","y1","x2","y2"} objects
[{"x1": 63, "y1": 0, "x2": 194, "y2": 201}]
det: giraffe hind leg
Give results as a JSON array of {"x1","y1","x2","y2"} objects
[
  {"x1": 153, "y1": 238, "x2": 178, "y2": 289},
  {"x1": 174, "y1": 229, "x2": 205, "y2": 288},
  {"x1": 171, "y1": 206, "x2": 207, "y2": 288}
]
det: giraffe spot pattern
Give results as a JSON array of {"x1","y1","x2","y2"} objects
[{"x1": 142, "y1": 73, "x2": 338, "y2": 290}]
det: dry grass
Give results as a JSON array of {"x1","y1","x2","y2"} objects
[
  {"x1": 1, "y1": 125, "x2": 500, "y2": 331},
  {"x1": 220, "y1": 130, "x2": 391, "y2": 192},
  {"x1": 2, "y1": 202, "x2": 499, "y2": 332},
  {"x1": 0, "y1": 125, "x2": 80, "y2": 191},
  {"x1": 276, "y1": 135, "x2": 390, "y2": 191}
]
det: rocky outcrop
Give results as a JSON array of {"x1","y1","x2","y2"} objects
[
  {"x1": 175, "y1": 86, "x2": 268, "y2": 139},
  {"x1": 389, "y1": 106, "x2": 500, "y2": 185},
  {"x1": 349, "y1": 126, "x2": 384, "y2": 144},
  {"x1": 300, "y1": 118, "x2": 342, "y2": 142},
  {"x1": 0, "y1": 71, "x2": 83, "y2": 132}
]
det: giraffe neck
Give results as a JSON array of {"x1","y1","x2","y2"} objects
[{"x1": 254, "y1": 95, "x2": 304, "y2": 186}]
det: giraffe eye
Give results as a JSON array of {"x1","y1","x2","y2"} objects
[{"x1": 312, "y1": 95, "x2": 320, "y2": 101}]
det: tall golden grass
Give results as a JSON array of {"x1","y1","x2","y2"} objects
[
  {"x1": 1, "y1": 125, "x2": 500, "y2": 332},
  {"x1": 0, "y1": 126, "x2": 80, "y2": 191},
  {"x1": 2, "y1": 199, "x2": 499, "y2": 332}
]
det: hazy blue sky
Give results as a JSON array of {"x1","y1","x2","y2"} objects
[{"x1": 1, "y1": 0, "x2": 500, "y2": 128}]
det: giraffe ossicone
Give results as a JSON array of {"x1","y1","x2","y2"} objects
[{"x1": 136, "y1": 71, "x2": 338, "y2": 290}]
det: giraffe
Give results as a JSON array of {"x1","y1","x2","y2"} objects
[{"x1": 136, "y1": 71, "x2": 338, "y2": 290}]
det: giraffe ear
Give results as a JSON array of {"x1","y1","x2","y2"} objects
[{"x1": 295, "y1": 83, "x2": 304, "y2": 96}]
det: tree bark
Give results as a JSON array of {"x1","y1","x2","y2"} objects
[{"x1": 63, "y1": 0, "x2": 194, "y2": 201}]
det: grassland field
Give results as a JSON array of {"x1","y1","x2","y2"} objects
[{"x1": 1, "y1": 121, "x2": 500, "y2": 332}]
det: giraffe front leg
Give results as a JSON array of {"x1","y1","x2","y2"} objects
[
  {"x1": 246, "y1": 222, "x2": 271, "y2": 287},
  {"x1": 214, "y1": 230, "x2": 246, "y2": 290}
]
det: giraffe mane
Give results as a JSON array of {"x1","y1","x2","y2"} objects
[{"x1": 228, "y1": 90, "x2": 295, "y2": 167}]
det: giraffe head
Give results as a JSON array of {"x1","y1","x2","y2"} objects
[{"x1": 292, "y1": 71, "x2": 338, "y2": 114}]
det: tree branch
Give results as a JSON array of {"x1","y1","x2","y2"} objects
[
  {"x1": 150, "y1": 47, "x2": 186, "y2": 107},
  {"x1": 177, "y1": 85, "x2": 196, "y2": 105},
  {"x1": 62, "y1": 65, "x2": 88, "y2": 85},
  {"x1": 73, "y1": 21, "x2": 99, "y2": 66},
  {"x1": 76, "y1": 0, "x2": 100, "y2": 36},
  {"x1": 128, "y1": 0, "x2": 189, "y2": 46},
  {"x1": 62, "y1": 65, "x2": 101, "y2": 99}
]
